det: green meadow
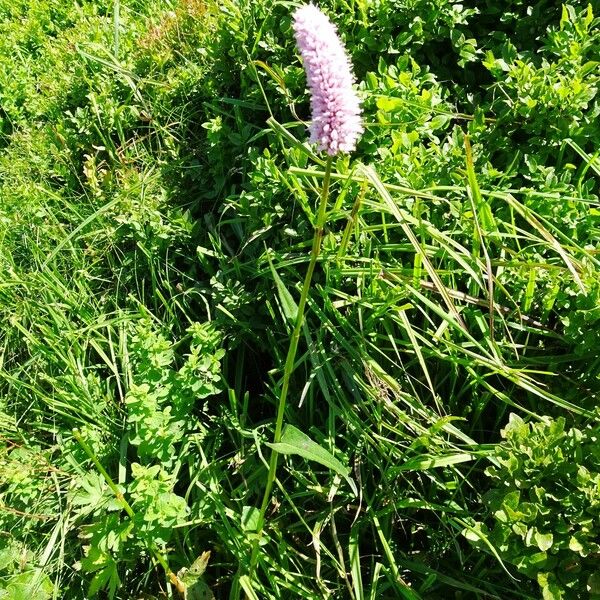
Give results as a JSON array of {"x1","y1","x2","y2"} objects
[{"x1": 0, "y1": 1, "x2": 599, "y2": 598}]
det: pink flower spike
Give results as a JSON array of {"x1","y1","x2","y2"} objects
[{"x1": 292, "y1": 4, "x2": 363, "y2": 156}]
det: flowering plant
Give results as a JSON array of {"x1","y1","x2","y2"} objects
[
  {"x1": 292, "y1": 3, "x2": 363, "y2": 155},
  {"x1": 249, "y1": 3, "x2": 363, "y2": 576}
]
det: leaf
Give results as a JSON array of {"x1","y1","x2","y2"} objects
[
  {"x1": 3, "y1": 571, "x2": 54, "y2": 600},
  {"x1": 534, "y1": 531, "x2": 554, "y2": 552},
  {"x1": 72, "y1": 472, "x2": 106, "y2": 507},
  {"x1": 185, "y1": 580, "x2": 215, "y2": 600},
  {"x1": 459, "y1": 519, "x2": 517, "y2": 580},
  {"x1": 376, "y1": 96, "x2": 403, "y2": 112},
  {"x1": 569, "y1": 536, "x2": 584, "y2": 553},
  {"x1": 241, "y1": 506, "x2": 260, "y2": 532},
  {"x1": 179, "y1": 552, "x2": 215, "y2": 600},
  {"x1": 266, "y1": 253, "x2": 298, "y2": 322},
  {"x1": 266, "y1": 117, "x2": 324, "y2": 166},
  {"x1": 397, "y1": 452, "x2": 477, "y2": 471},
  {"x1": 430, "y1": 114, "x2": 450, "y2": 129},
  {"x1": 501, "y1": 193, "x2": 585, "y2": 293},
  {"x1": 587, "y1": 572, "x2": 600, "y2": 595},
  {"x1": 538, "y1": 572, "x2": 563, "y2": 600},
  {"x1": 88, "y1": 561, "x2": 120, "y2": 598},
  {"x1": 267, "y1": 425, "x2": 357, "y2": 495}
]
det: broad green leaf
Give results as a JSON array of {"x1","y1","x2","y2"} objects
[
  {"x1": 430, "y1": 113, "x2": 450, "y2": 129},
  {"x1": 376, "y1": 96, "x2": 404, "y2": 112},
  {"x1": 538, "y1": 572, "x2": 563, "y2": 600},
  {"x1": 185, "y1": 580, "x2": 215, "y2": 600},
  {"x1": 3, "y1": 571, "x2": 54, "y2": 600},
  {"x1": 569, "y1": 536, "x2": 584, "y2": 553},
  {"x1": 241, "y1": 506, "x2": 260, "y2": 532},
  {"x1": 459, "y1": 519, "x2": 517, "y2": 580},
  {"x1": 267, "y1": 425, "x2": 357, "y2": 495},
  {"x1": 534, "y1": 531, "x2": 554, "y2": 552}
]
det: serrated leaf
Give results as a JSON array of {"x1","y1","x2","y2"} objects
[
  {"x1": 72, "y1": 472, "x2": 106, "y2": 507},
  {"x1": 267, "y1": 425, "x2": 357, "y2": 495},
  {"x1": 88, "y1": 561, "x2": 120, "y2": 598}
]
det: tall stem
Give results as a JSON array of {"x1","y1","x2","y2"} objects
[{"x1": 249, "y1": 156, "x2": 334, "y2": 576}]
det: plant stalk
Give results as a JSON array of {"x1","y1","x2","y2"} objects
[{"x1": 249, "y1": 155, "x2": 334, "y2": 576}]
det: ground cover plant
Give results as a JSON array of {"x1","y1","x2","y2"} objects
[{"x1": 0, "y1": 0, "x2": 599, "y2": 598}]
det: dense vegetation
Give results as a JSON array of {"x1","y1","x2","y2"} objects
[{"x1": 1, "y1": 0, "x2": 599, "y2": 598}]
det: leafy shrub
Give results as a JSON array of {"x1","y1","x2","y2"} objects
[
  {"x1": 474, "y1": 413, "x2": 600, "y2": 599},
  {"x1": 125, "y1": 320, "x2": 224, "y2": 465},
  {"x1": 72, "y1": 319, "x2": 224, "y2": 596},
  {"x1": 483, "y1": 4, "x2": 599, "y2": 154}
]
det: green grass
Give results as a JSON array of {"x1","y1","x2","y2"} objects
[{"x1": 0, "y1": 0, "x2": 599, "y2": 598}]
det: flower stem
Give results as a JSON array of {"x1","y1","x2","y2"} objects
[{"x1": 249, "y1": 155, "x2": 334, "y2": 577}]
